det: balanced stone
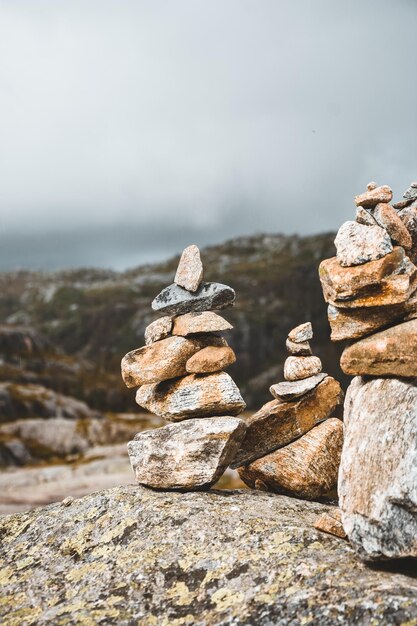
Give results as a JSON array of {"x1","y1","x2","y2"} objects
[
  {"x1": 339, "y1": 376, "x2": 417, "y2": 560},
  {"x1": 135, "y1": 371, "x2": 246, "y2": 421},
  {"x1": 334, "y1": 221, "x2": 393, "y2": 267},
  {"x1": 231, "y1": 376, "x2": 343, "y2": 468},
  {"x1": 270, "y1": 372, "x2": 328, "y2": 401},
  {"x1": 340, "y1": 318, "x2": 417, "y2": 377},
  {"x1": 144, "y1": 316, "x2": 173, "y2": 345},
  {"x1": 121, "y1": 336, "x2": 201, "y2": 387},
  {"x1": 314, "y1": 508, "x2": 347, "y2": 539},
  {"x1": 356, "y1": 207, "x2": 377, "y2": 226},
  {"x1": 284, "y1": 355, "x2": 322, "y2": 381},
  {"x1": 172, "y1": 311, "x2": 232, "y2": 336},
  {"x1": 186, "y1": 346, "x2": 236, "y2": 374},
  {"x1": 152, "y1": 282, "x2": 236, "y2": 316},
  {"x1": 127, "y1": 416, "x2": 246, "y2": 490},
  {"x1": 285, "y1": 338, "x2": 312, "y2": 356},
  {"x1": 327, "y1": 302, "x2": 412, "y2": 342},
  {"x1": 288, "y1": 322, "x2": 313, "y2": 343},
  {"x1": 238, "y1": 418, "x2": 343, "y2": 500},
  {"x1": 174, "y1": 244, "x2": 203, "y2": 292},
  {"x1": 354, "y1": 185, "x2": 393, "y2": 208},
  {"x1": 373, "y1": 203, "x2": 412, "y2": 249},
  {"x1": 398, "y1": 205, "x2": 417, "y2": 264}
]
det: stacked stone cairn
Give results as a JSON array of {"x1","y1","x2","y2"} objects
[
  {"x1": 319, "y1": 182, "x2": 417, "y2": 561},
  {"x1": 233, "y1": 322, "x2": 344, "y2": 500},
  {"x1": 122, "y1": 245, "x2": 247, "y2": 491}
]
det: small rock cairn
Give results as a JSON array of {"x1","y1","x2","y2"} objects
[
  {"x1": 319, "y1": 182, "x2": 417, "y2": 561},
  {"x1": 233, "y1": 323, "x2": 344, "y2": 500},
  {"x1": 122, "y1": 245, "x2": 247, "y2": 490}
]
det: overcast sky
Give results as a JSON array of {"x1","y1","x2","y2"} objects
[{"x1": 0, "y1": 0, "x2": 416, "y2": 271}]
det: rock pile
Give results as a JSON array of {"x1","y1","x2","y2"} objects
[
  {"x1": 234, "y1": 323, "x2": 344, "y2": 500},
  {"x1": 121, "y1": 245, "x2": 247, "y2": 490},
  {"x1": 319, "y1": 182, "x2": 417, "y2": 561}
]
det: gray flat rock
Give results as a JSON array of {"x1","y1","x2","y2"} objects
[
  {"x1": 270, "y1": 373, "x2": 328, "y2": 401},
  {"x1": 334, "y1": 221, "x2": 393, "y2": 267},
  {"x1": 152, "y1": 282, "x2": 236, "y2": 316}
]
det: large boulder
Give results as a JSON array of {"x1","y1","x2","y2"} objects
[{"x1": 1, "y1": 487, "x2": 416, "y2": 625}]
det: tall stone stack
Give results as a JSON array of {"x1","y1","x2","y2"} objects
[
  {"x1": 233, "y1": 323, "x2": 344, "y2": 500},
  {"x1": 319, "y1": 182, "x2": 417, "y2": 561},
  {"x1": 122, "y1": 245, "x2": 247, "y2": 491}
]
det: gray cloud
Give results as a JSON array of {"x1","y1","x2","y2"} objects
[{"x1": 0, "y1": 0, "x2": 416, "y2": 269}]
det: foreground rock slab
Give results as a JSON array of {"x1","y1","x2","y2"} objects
[
  {"x1": 174, "y1": 244, "x2": 203, "y2": 292},
  {"x1": 2, "y1": 486, "x2": 416, "y2": 626},
  {"x1": 340, "y1": 376, "x2": 417, "y2": 561},
  {"x1": 334, "y1": 221, "x2": 393, "y2": 267},
  {"x1": 152, "y1": 282, "x2": 236, "y2": 316},
  {"x1": 128, "y1": 417, "x2": 246, "y2": 490}
]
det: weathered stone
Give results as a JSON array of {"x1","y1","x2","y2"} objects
[
  {"x1": 340, "y1": 318, "x2": 417, "y2": 377},
  {"x1": 403, "y1": 183, "x2": 417, "y2": 201},
  {"x1": 239, "y1": 419, "x2": 343, "y2": 500},
  {"x1": 121, "y1": 336, "x2": 201, "y2": 387},
  {"x1": 354, "y1": 185, "x2": 393, "y2": 208},
  {"x1": 144, "y1": 316, "x2": 172, "y2": 345},
  {"x1": 284, "y1": 355, "x2": 322, "y2": 381},
  {"x1": 319, "y1": 247, "x2": 406, "y2": 303},
  {"x1": 287, "y1": 322, "x2": 313, "y2": 343},
  {"x1": 285, "y1": 338, "x2": 312, "y2": 356},
  {"x1": 231, "y1": 376, "x2": 343, "y2": 468},
  {"x1": 135, "y1": 371, "x2": 246, "y2": 421},
  {"x1": 314, "y1": 508, "x2": 347, "y2": 539},
  {"x1": 186, "y1": 346, "x2": 236, "y2": 374},
  {"x1": 327, "y1": 302, "x2": 409, "y2": 341},
  {"x1": 152, "y1": 282, "x2": 236, "y2": 316},
  {"x1": 270, "y1": 372, "x2": 328, "y2": 401},
  {"x1": 367, "y1": 181, "x2": 377, "y2": 191},
  {"x1": 334, "y1": 221, "x2": 393, "y2": 267},
  {"x1": 373, "y1": 203, "x2": 412, "y2": 249},
  {"x1": 398, "y1": 205, "x2": 417, "y2": 263},
  {"x1": 127, "y1": 417, "x2": 246, "y2": 490},
  {"x1": 2, "y1": 488, "x2": 416, "y2": 626},
  {"x1": 174, "y1": 244, "x2": 203, "y2": 292},
  {"x1": 340, "y1": 376, "x2": 417, "y2": 561},
  {"x1": 172, "y1": 311, "x2": 232, "y2": 336},
  {"x1": 355, "y1": 207, "x2": 377, "y2": 226}
]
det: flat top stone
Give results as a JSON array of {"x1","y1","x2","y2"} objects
[
  {"x1": 270, "y1": 373, "x2": 328, "y2": 401},
  {"x1": 174, "y1": 244, "x2": 203, "y2": 293},
  {"x1": 334, "y1": 221, "x2": 393, "y2": 267},
  {"x1": 172, "y1": 311, "x2": 232, "y2": 336},
  {"x1": 288, "y1": 322, "x2": 313, "y2": 343},
  {"x1": 354, "y1": 185, "x2": 393, "y2": 208},
  {"x1": 152, "y1": 282, "x2": 236, "y2": 316}
]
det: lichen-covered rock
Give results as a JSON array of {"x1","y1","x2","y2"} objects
[
  {"x1": 354, "y1": 184, "x2": 393, "y2": 208},
  {"x1": 152, "y1": 282, "x2": 236, "y2": 316},
  {"x1": 231, "y1": 376, "x2": 343, "y2": 468},
  {"x1": 135, "y1": 372, "x2": 246, "y2": 421},
  {"x1": 314, "y1": 508, "x2": 347, "y2": 539},
  {"x1": 373, "y1": 203, "x2": 412, "y2": 249},
  {"x1": 185, "y1": 346, "x2": 236, "y2": 374},
  {"x1": 172, "y1": 311, "x2": 232, "y2": 336},
  {"x1": 2, "y1": 487, "x2": 416, "y2": 625},
  {"x1": 285, "y1": 338, "x2": 312, "y2": 356},
  {"x1": 284, "y1": 355, "x2": 322, "y2": 381},
  {"x1": 270, "y1": 372, "x2": 328, "y2": 401},
  {"x1": 340, "y1": 376, "x2": 417, "y2": 561},
  {"x1": 144, "y1": 316, "x2": 173, "y2": 345},
  {"x1": 287, "y1": 322, "x2": 313, "y2": 343},
  {"x1": 238, "y1": 418, "x2": 343, "y2": 499},
  {"x1": 127, "y1": 416, "x2": 246, "y2": 490},
  {"x1": 174, "y1": 244, "x2": 203, "y2": 292},
  {"x1": 340, "y1": 318, "x2": 417, "y2": 377},
  {"x1": 334, "y1": 221, "x2": 393, "y2": 267}
]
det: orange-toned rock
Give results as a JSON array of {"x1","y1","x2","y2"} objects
[
  {"x1": 340, "y1": 318, "x2": 417, "y2": 377},
  {"x1": 327, "y1": 302, "x2": 409, "y2": 341},
  {"x1": 314, "y1": 508, "x2": 347, "y2": 539},
  {"x1": 288, "y1": 322, "x2": 313, "y2": 343},
  {"x1": 144, "y1": 316, "x2": 173, "y2": 345},
  {"x1": 231, "y1": 377, "x2": 343, "y2": 468},
  {"x1": 238, "y1": 418, "x2": 343, "y2": 500},
  {"x1": 172, "y1": 311, "x2": 232, "y2": 336},
  {"x1": 185, "y1": 346, "x2": 236, "y2": 374},
  {"x1": 174, "y1": 245, "x2": 203, "y2": 292},
  {"x1": 373, "y1": 204, "x2": 412, "y2": 249},
  {"x1": 284, "y1": 355, "x2": 322, "y2": 381},
  {"x1": 286, "y1": 338, "x2": 312, "y2": 356},
  {"x1": 354, "y1": 185, "x2": 392, "y2": 208}
]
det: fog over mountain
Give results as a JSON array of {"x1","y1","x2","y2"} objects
[{"x1": 0, "y1": 0, "x2": 416, "y2": 270}]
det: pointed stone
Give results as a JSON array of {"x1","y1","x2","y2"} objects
[
  {"x1": 288, "y1": 322, "x2": 313, "y2": 343},
  {"x1": 135, "y1": 371, "x2": 246, "y2": 421},
  {"x1": 334, "y1": 222, "x2": 393, "y2": 267},
  {"x1": 238, "y1": 419, "x2": 343, "y2": 500},
  {"x1": 174, "y1": 245, "x2": 203, "y2": 292},
  {"x1": 354, "y1": 185, "x2": 393, "y2": 208},
  {"x1": 128, "y1": 416, "x2": 246, "y2": 490},
  {"x1": 284, "y1": 356, "x2": 322, "y2": 381},
  {"x1": 186, "y1": 346, "x2": 236, "y2": 374},
  {"x1": 314, "y1": 508, "x2": 347, "y2": 539},
  {"x1": 144, "y1": 316, "x2": 173, "y2": 345},
  {"x1": 373, "y1": 203, "x2": 412, "y2": 249},
  {"x1": 231, "y1": 376, "x2": 343, "y2": 468},
  {"x1": 285, "y1": 338, "x2": 312, "y2": 356},
  {"x1": 152, "y1": 282, "x2": 235, "y2": 316},
  {"x1": 270, "y1": 373, "x2": 328, "y2": 401},
  {"x1": 172, "y1": 311, "x2": 232, "y2": 336}
]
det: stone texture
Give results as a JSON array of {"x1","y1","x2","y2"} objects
[
  {"x1": 287, "y1": 322, "x2": 313, "y2": 343},
  {"x1": 367, "y1": 181, "x2": 377, "y2": 191},
  {"x1": 152, "y1": 282, "x2": 236, "y2": 316},
  {"x1": 238, "y1": 418, "x2": 343, "y2": 500},
  {"x1": 334, "y1": 221, "x2": 393, "y2": 267},
  {"x1": 319, "y1": 247, "x2": 406, "y2": 303},
  {"x1": 270, "y1": 372, "x2": 328, "y2": 401},
  {"x1": 185, "y1": 346, "x2": 236, "y2": 374},
  {"x1": 127, "y1": 416, "x2": 246, "y2": 490},
  {"x1": 314, "y1": 508, "x2": 347, "y2": 539},
  {"x1": 354, "y1": 185, "x2": 393, "y2": 208},
  {"x1": 398, "y1": 205, "x2": 417, "y2": 263},
  {"x1": 121, "y1": 336, "x2": 201, "y2": 387},
  {"x1": 231, "y1": 376, "x2": 343, "y2": 468},
  {"x1": 144, "y1": 316, "x2": 172, "y2": 345},
  {"x1": 327, "y1": 302, "x2": 412, "y2": 341},
  {"x1": 284, "y1": 355, "x2": 322, "y2": 381},
  {"x1": 2, "y1": 488, "x2": 416, "y2": 626},
  {"x1": 340, "y1": 318, "x2": 417, "y2": 377},
  {"x1": 373, "y1": 203, "x2": 412, "y2": 249},
  {"x1": 172, "y1": 311, "x2": 232, "y2": 336},
  {"x1": 339, "y1": 376, "x2": 417, "y2": 561},
  {"x1": 285, "y1": 338, "x2": 312, "y2": 356},
  {"x1": 135, "y1": 371, "x2": 246, "y2": 421},
  {"x1": 174, "y1": 244, "x2": 203, "y2": 292},
  {"x1": 355, "y1": 207, "x2": 377, "y2": 226}
]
